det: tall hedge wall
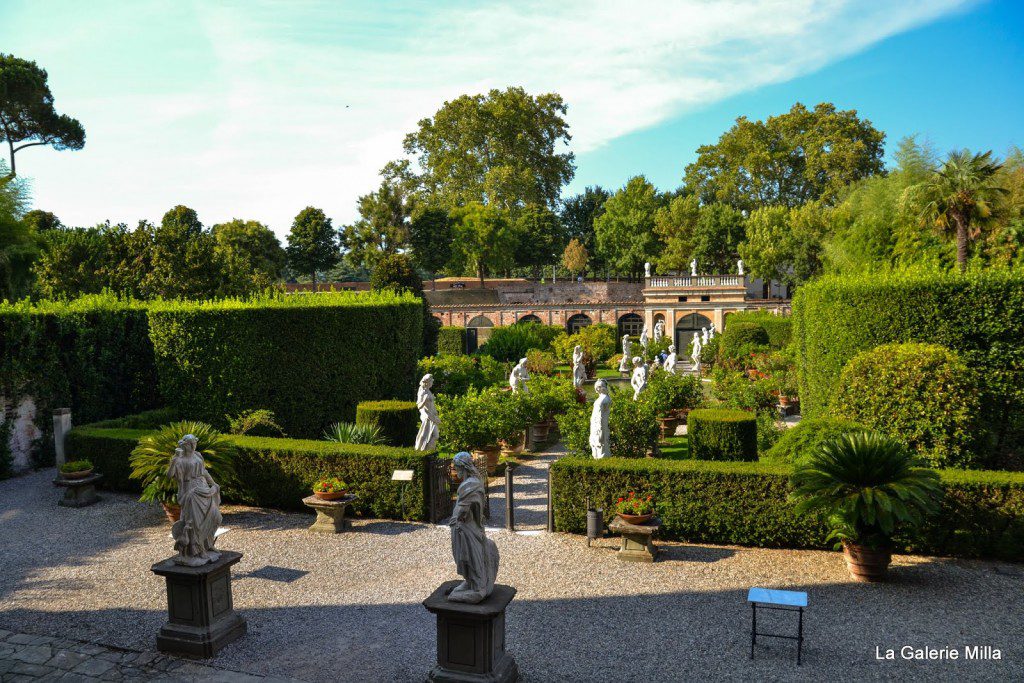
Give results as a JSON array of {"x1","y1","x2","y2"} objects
[
  {"x1": 725, "y1": 310, "x2": 792, "y2": 348},
  {"x1": 148, "y1": 292, "x2": 423, "y2": 438},
  {"x1": 65, "y1": 426, "x2": 433, "y2": 520},
  {"x1": 793, "y1": 271, "x2": 1024, "y2": 460},
  {"x1": 437, "y1": 327, "x2": 466, "y2": 355},
  {"x1": 551, "y1": 457, "x2": 1024, "y2": 561},
  {"x1": 0, "y1": 296, "x2": 161, "y2": 467}
]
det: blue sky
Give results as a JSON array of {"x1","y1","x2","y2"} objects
[{"x1": 0, "y1": 0, "x2": 1021, "y2": 237}]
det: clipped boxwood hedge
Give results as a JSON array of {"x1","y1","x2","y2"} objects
[
  {"x1": 356, "y1": 400, "x2": 418, "y2": 447},
  {"x1": 725, "y1": 311, "x2": 792, "y2": 348},
  {"x1": 437, "y1": 326, "x2": 466, "y2": 355},
  {"x1": 551, "y1": 457, "x2": 1024, "y2": 560},
  {"x1": 148, "y1": 292, "x2": 423, "y2": 438},
  {"x1": 65, "y1": 425, "x2": 433, "y2": 520},
  {"x1": 688, "y1": 408, "x2": 757, "y2": 461},
  {"x1": 792, "y1": 271, "x2": 1024, "y2": 463}
]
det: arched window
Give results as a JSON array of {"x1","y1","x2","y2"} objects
[
  {"x1": 516, "y1": 314, "x2": 542, "y2": 325},
  {"x1": 617, "y1": 313, "x2": 644, "y2": 337},
  {"x1": 467, "y1": 315, "x2": 494, "y2": 328},
  {"x1": 566, "y1": 313, "x2": 592, "y2": 334},
  {"x1": 675, "y1": 313, "x2": 713, "y2": 333}
]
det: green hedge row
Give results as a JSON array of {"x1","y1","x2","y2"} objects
[
  {"x1": 356, "y1": 400, "x2": 418, "y2": 447},
  {"x1": 551, "y1": 457, "x2": 1024, "y2": 561},
  {"x1": 437, "y1": 327, "x2": 466, "y2": 355},
  {"x1": 65, "y1": 426, "x2": 433, "y2": 520},
  {"x1": 687, "y1": 409, "x2": 757, "y2": 461},
  {"x1": 792, "y1": 271, "x2": 1024, "y2": 463},
  {"x1": 725, "y1": 311, "x2": 792, "y2": 348},
  {"x1": 148, "y1": 291, "x2": 424, "y2": 438}
]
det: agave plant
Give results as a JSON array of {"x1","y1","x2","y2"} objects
[
  {"x1": 790, "y1": 432, "x2": 943, "y2": 549},
  {"x1": 324, "y1": 421, "x2": 386, "y2": 445},
  {"x1": 129, "y1": 421, "x2": 239, "y2": 504}
]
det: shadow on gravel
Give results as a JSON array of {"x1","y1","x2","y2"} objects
[
  {"x1": 354, "y1": 521, "x2": 427, "y2": 536},
  {"x1": 659, "y1": 545, "x2": 735, "y2": 563}
]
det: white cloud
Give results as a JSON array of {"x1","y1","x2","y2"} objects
[{"x1": 4, "y1": 0, "x2": 974, "y2": 236}]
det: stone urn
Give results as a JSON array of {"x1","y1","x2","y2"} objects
[
  {"x1": 843, "y1": 541, "x2": 892, "y2": 582},
  {"x1": 529, "y1": 421, "x2": 551, "y2": 445},
  {"x1": 61, "y1": 467, "x2": 94, "y2": 480}
]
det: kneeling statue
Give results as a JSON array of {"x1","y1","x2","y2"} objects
[{"x1": 448, "y1": 452, "x2": 499, "y2": 603}]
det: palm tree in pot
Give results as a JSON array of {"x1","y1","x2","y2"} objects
[{"x1": 790, "y1": 432, "x2": 942, "y2": 582}]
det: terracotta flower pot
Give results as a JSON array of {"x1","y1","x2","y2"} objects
[
  {"x1": 314, "y1": 490, "x2": 347, "y2": 501},
  {"x1": 619, "y1": 512, "x2": 653, "y2": 525},
  {"x1": 529, "y1": 422, "x2": 550, "y2": 445},
  {"x1": 60, "y1": 468, "x2": 94, "y2": 480},
  {"x1": 472, "y1": 447, "x2": 501, "y2": 475},
  {"x1": 779, "y1": 395, "x2": 792, "y2": 407},
  {"x1": 843, "y1": 541, "x2": 892, "y2": 582},
  {"x1": 499, "y1": 432, "x2": 526, "y2": 455},
  {"x1": 161, "y1": 503, "x2": 181, "y2": 524}
]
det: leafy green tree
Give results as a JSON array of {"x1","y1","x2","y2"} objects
[
  {"x1": 340, "y1": 178, "x2": 412, "y2": 272},
  {"x1": 397, "y1": 86, "x2": 574, "y2": 212},
  {"x1": 450, "y1": 202, "x2": 517, "y2": 284},
  {"x1": 22, "y1": 208, "x2": 61, "y2": 232},
  {"x1": 0, "y1": 168, "x2": 36, "y2": 297},
  {"x1": 740, "y1": 203, "x2": 828, "y2": 289},
  {"x1": 691, "y1": 203, "x2": 745, "y2": 274},
  {"x1": 562, "y1": 237, "x2": 588, "y2": 277},
  {"x1": 0, "y1": 54, "x2": 85, "y2": 177},
  {"x1": 653, "y1": 193, "x2": 699, "y2": 273},
  {"x1": 31, "y1": 227, "x2": 107, "y2": 298},
  {"x1": 286, "y1": 206, "x2": 337, "y2": 284},
  {"x1": 560, "y1": 186, "x2": 609, "y2": 275},
  {"x1": 211, "y1": 219, "x2": 285, "y2": 294},
  {"x1": 594, "y1": 176, "x2": 662, "y2": 278},
  {"x1": 143, "y1": 205, "x2": 223, "y2": 299},
  {"x1": 408, "y1": 207, "x2": 453, "y2": 287},
  {"x1": 684, "y1": 102, "x2": 885, "y2": 212},
  {"x1": 918, "y1": 149, "x2": 1008, "y2": 272},
  {"x1": 514, "y1": 203, "x2": 563, "y2": 276},
  {"x1": 102, "y1": 221, "x2": 154, "y2": 298}
]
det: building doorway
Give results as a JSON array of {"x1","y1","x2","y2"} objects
[{"x1": 674, "y1": 312, "x2": 713, "y2": 352}]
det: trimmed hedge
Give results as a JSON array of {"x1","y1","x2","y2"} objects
[
  {"x1": 725, "y1": 311, "x2": 792, "y2": 348},
  {"x1": 356, "y1": 400, "x2": 418, "y2": 447},
  {"x1": 148, "y1": 292, "x2": 423, "y2": 438},
  {"x1": 793, "y1": 271, "x2": 1024, "y2": 463},
  {"x1": 551, "y1": 457, "x2": 1024, "y2": 561},
  {"x1": 688, "y1": 408, "x2": 757, "y2": 461},
  {"x1": 65, "y1": 425, "x2": 433, "y2": 520},
  {"x1": 437, "y1": 327, "x2": 466, "y2": 355},
  {"x1": 719, "y1": 322, "x2": 770, "y2": 357}
]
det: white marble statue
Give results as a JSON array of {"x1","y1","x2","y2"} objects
[
  {"x1": 589, "y1": 380, "x2": 611, "y2": 459},
  {"x1": 653, "y1": 320, "x2": 664, "y2": 343},
  {"x1": 639, "y1": 324, "x2": 650, "y2": 355},
  {"x1": 447, "y1": 452, "x2": 499, "y2": 604},
  {"x1": 572, "y1": 345, "x2": 587, "y2": 388},
  {"x1": 690, "y1": 258, "x2": 698, "y2": 277},
  {"x1": 708, "y1": 322, "x2": 716, "y2": 339},
  {"x1": 509, "y1": 358, "x2": 530, "y2": 393},
  {"x1": 664, "y1": 344, "x2": 677, "y2": 375},
  {"x1": 415, "y1": 374, "x2": 439, "y2": 451},
  {"x1": 701, "y1": 326, "x2": 710, "y2": 344},
  {"x1": 691, "y1": 333, "x2": 703, "y2": 373},
  {"x1": 168, "y1": 435, "x2": 223, "y2": 567},
  {"x1": 619, "y1": 334, "x2": 632, "y2": 372},
  {"x1": 737, "y1": 259, "x2": 745, "y2": 276},
  {"x1": 630, "y1": 356, "x2": 648, "y2": 401},
  {"x1": 644, "y1": 261, "x2": 652, "y2": 278}
]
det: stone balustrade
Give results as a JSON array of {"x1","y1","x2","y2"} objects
[{"x1": 647, "y1": 275, "x2": 744, "y2": 288}]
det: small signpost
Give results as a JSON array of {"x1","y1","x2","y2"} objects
[{"x1": 393, "y1": 469, "x2": 414, "y2": 519}]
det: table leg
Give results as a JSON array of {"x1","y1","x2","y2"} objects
[{"x1": 750, "y1": 603, "x2": 756, "y2": 659}]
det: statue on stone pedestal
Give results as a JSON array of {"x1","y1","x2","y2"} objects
[
  {"x1": 690, "y1": 258, "x2": 698, "y2": 277},
  {"x1": 630, "y1": 357, "x2": 648, "y2": 401},
  {"x1": 737, "y1": 259, "x2": 745, "y2": 276},
  {"x1": 619, "y1": 334, "x2": 632, "y2": 372},
  {"x1": 168, "y1": 435, "x2": 223, "y2": 567},
  {"x1": 653, "y1": 320, "x2": 664, "y2": 343},
  {"x1": 708, "y1": 322, "x2": 716, "y2": 339},
  {"x1": 639, "y1": 324, "x2": 650, "y2": 355},
  {"x1": 572, "y1": 345, "x2": 587, "y2": 388},
  {"x1": 509, "y1": 358, "x2": 530, "y2": 393},
  {"x1": 448, "y1": 452, "x2": 499, "y2": 604},
  {"x1": 664, "y1": 345, "x2": 677, "y2": 375},
  {"x1": 701, "y1": 326, "x2": 710, "y2": 344},
  {"x1": 644, "y1": 261, "x2": 652, "y2": 278},
  {"x1": 691, "y1": 333, "x2": 703, "y2": 373},
  {"x1": 415, "y1": 374, "x2": 439, "y2": 451},
  {"x1": 589, "y1": 380, "x2": 611, "y2": 459}
]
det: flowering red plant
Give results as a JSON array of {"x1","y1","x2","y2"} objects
[
  {"x1": 313, "y1": 477, "x2": 348, "y2": 493},
  {"x1": 614, "y1": 491, "x2": 654, "y2": 516}
]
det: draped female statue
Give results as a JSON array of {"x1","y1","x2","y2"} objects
[
  {"x1": 415, "y1": 373, "x2": 439, "y2": 451},
  {"x1": 447, "y1": 452, "x2": 499, "y2": 603},
  {"x1": 572, "y1": 345, "x2": 587, "y2": 388},
  {"x1": 167, "y1": 434, "x2": 222, "y2": 567}
]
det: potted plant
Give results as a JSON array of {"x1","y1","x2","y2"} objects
[
  {"x1": 312, "y1": 477, "x2": 348, "y2": 500},
  {"x1": 615, "y1": 492, "x2": 655, "y2": 525},
  {"x1": 129, "y1": 421, "x2": 238, "y2": 523},
  {"x1": 59, "y1": 459, "x2": 94, "y2": 480},
  {"x1": 791, "y1": 432, "x2": 942, "y2": 582},
  {"x1": 523, "y1": 376, "x2": 576, "y2": 446},
  {"x1": 438, "y1": 390, "x2": 503, "y2": 474},
  {"x1": 494, "y1": 391, "x2": 528, "y2": 456}
]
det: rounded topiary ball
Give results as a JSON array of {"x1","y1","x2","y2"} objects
[
  {"x1": 831, "y1": 343, "x2": 981, "y2": 468},
  {"x1": 687, "y1": 408, "x2": 758, "y2": 461}
]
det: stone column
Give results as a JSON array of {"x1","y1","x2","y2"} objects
[{"x1": 53, "y1": 408, "x2": 72, "y2": 467}]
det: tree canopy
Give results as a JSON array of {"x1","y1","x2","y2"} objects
[
  {"x1": 286, "y1": 206, "x2": 338, "y2": 283},
  {"x1": 594, "y1": 176, "x2": 662, "y2": 278}
]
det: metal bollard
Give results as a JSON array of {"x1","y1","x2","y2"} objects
[
  {"x1": 586, "y1": 507, "x2": 604, "y2": 547},
  {"x1": 505, "y1": 463, "x2": 515, "y2": 531}
]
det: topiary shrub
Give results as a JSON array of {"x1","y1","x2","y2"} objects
[
  {"x1": 719, "y1": 322, "x2": 770, "y2": 364},
  {"x1": 355, "y1": 400, "x2": 418, "y2": 447},
  {"x1": 725, "y1": 311, "x2": 792, "y2": 348},
  {"x1": 831, "y1": 343, "x2": 982, "y2": 468},
  {"x1": 764, "y1": 417, "x2": 867, "y2": 465},
  {"x1": 688, "y1": 408, "x2": 757, "y2": 461},
  {"x1": 437, "y1": 327, "x2": 466, "y2": 355}
]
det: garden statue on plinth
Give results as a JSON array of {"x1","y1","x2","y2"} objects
[
  {"x1": 737, "y1": 258, "x2": 744, "y2": 275},
  {"x1": 619, "y1": 334, "x2": 632, "y2": 373},
  {"x1": 653, "y1": 320, "x2": 664, "y2": 343},
  {"x1": 691, "y1": 333, "x2": 702, "y2": 373},
  {"x1": 631, "y1": 357, "x2": 648, "y2": 401},
  {"x1": 168, "y1": 435, "x2": 222, "y2": 567},
  {"x1": 709, "y1": 322, "x2": 716, "y2": 339},
  {"x1": 447, "y1": 452, "x2": 500, "y2": 603},
  {"x1": 644, "y1": 261, "x2": 651, "y2": 278},
  {"x1": 572, "y1": 345, "x2": 587, "y2": 388},
  {"x1": 702, "y1": 326, "x2": 710, "y2": 344},
  {"x1": 509, "y1": 358, "x2": 530, "y2": 393},
  {"x1": 590, "y1": 380, "x2": 611, "y2": 459},
  {"x1": 690, "y1": 258, "x2": 698, "y2": 277},
  {"x1": 415, "y1": 373, "x2": 440, "y2": 451},
  {"x1": 639, "y1": 325, "x2": 650, "y2": 355},
  {"x1": 664, "y1": 345, "x2": 677, "y2": 375}
]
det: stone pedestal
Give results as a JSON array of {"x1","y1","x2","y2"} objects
[
  {"x1": 150, "y1": 550, "x2": 247, "y2": 658},
  {"x1": 53, "y1": 473, "x2": 102, "y2": 507},
  {"x1": 301, "y1": 494, "x2": 357, "y2": 533},
  {"x1": 423, "y1": 581, "x2": 518, "y2": 683},
  {"x1": 608, "y1": 516, "x2": 661, "y2": 563}
]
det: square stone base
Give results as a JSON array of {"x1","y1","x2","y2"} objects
[
  {"x1": 53, "y1": 473, "x2": 102, "y2": 508},
  {"x1": 423, "y1": 581, "x2": 518, "y2": 682},
  {"x1": 608, "y1": 516, "x2": 661, "y2": 563},
  {"x1": 151, "y1": 551, "x2": 247, "y2": 658}
]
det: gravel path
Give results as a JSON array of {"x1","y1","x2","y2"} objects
[
  {"x1": 2, "y1": 468, "x2": 1022, "y2": 682},
  {"x1": 486, "y1": 446, "x2": 560, "y2": 531}
]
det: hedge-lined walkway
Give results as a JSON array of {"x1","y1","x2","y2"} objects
[{"x1": 2, "y1": 469, "x2": 1022, "y2": 682}]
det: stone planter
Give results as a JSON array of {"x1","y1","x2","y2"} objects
[
  {"x1": 472, "y1": 446, "x2": 501, "y2": 475},
  {"x1": 60, "y1": 467, "x2": 94, "y2": 480},
  {"x1": 161, "y1": 503, "x2": 181, "y2": 524},
  {"x1": 843, "y1": 541, "x2": 892, "y2": 582},
  {"x1": 499, "y1": 432, "x2": 526, "y2": 456},
  {"x1": 529, "y1": 421, "x2": 551, "y2": 445},
  {"x1": 314, "y1": 490, "x2": 347, "y2": 501}
]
